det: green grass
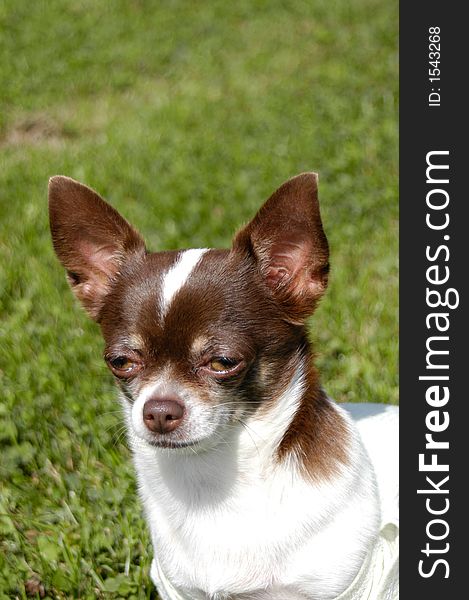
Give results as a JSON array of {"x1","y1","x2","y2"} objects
[{"x1": 0, "y1": 0, "x2": 398, "y2": 597}]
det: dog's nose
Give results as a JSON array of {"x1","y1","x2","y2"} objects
[{"x1": 142, "y1": 397, "x2": 185, "y2": 434}]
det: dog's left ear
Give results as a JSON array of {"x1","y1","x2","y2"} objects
[{"x1": 233, "y1": 172, "x2": 329, "y2": 322}]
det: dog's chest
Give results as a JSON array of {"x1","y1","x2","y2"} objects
[
  {"x1": 141, "y1": 469, "x2": 305, "y2": 591},
  {"x1": 135, "y1": 448, "x2": 374, "y2": 600}
]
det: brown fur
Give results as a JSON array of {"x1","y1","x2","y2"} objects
[{"x1": 277, "y1": 359, "x2": 350, "y2": 481}]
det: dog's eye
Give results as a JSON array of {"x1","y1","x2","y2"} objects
[
  {"x1": 209, "y1": 357, "x2": 240, "y2": 373},
  {"x1": 106, "y1": 356, "x2": 141, "y2": 378}
]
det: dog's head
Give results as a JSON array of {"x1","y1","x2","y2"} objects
[{"x1": 49, "y1": 174, "x2": 329, "y2": 450}]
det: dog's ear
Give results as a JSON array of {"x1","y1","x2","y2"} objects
[
  {"x1": 48, "y1": 176, "x2": 146, "y2": 320},
  {"x1": 233, "y1": 172, "x2": 329, "y2": 322}
]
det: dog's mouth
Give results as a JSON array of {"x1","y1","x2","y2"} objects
[
  {"x1": 145, "y1": 436, "x2": 202, "y2": 450},
  {"x1": 138, "y1": 426, "x2": 230, "y2": 453}
]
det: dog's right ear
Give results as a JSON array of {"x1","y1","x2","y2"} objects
[{"x1": 48, "y1": 176, "x2": 146, "y2": 320}]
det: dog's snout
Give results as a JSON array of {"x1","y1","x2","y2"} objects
[{"x1": 143, "y1": 397, "x2": 185, "y2": 434}]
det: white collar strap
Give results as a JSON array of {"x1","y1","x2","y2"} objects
[{"x1": 335, "y1": 521, "x2": 399, "y2": 600}]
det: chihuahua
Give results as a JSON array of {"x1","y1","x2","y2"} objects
[{"x1": 49, "y1": 173, "x2": 398, "y2": 600}]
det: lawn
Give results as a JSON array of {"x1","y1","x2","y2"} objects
[{"x1": 0, "y1": 0, "x2": 398, "y2": 597}]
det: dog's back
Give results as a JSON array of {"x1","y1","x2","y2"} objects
[{"x1": 343, "y1": 402, "x2": 399, "y2": 527}]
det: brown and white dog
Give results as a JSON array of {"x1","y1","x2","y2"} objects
[{"x1": 49, "y1": 173, "x2": 398, "y2": 600}]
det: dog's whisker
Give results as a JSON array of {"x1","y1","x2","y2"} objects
[
  {"x1": 110, "y1": 426, "x2": 130, "y2": 448},
  {"x1": 236, "y1": 419, "x2": 261, "y2": 458}
]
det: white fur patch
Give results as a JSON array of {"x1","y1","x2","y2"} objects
[
  {"x1": 128, "y1": 375, "x2": 225, "y2": 450},
  {"x1": 239, "y1": 359, "x2": 306, "y2": 468},
  {"x1": 161, "y1": 249, "x2": 208, "y2": 316}
]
